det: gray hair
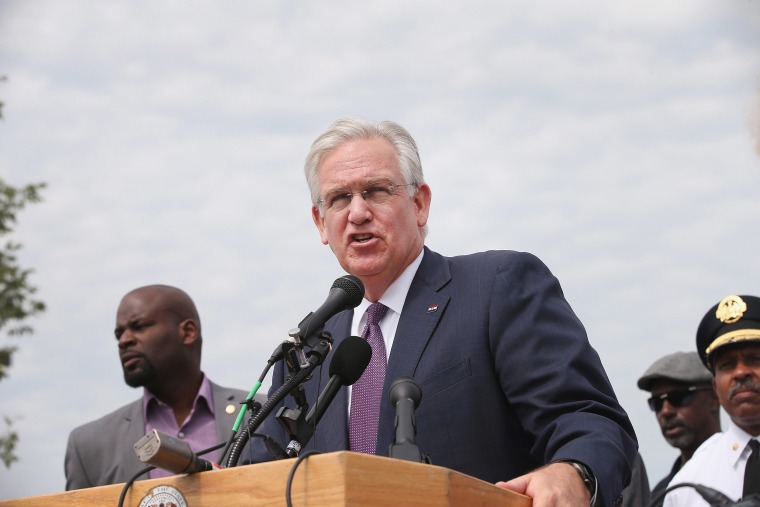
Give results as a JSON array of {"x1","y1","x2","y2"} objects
[{"x1": 304, "y1": 118, "x2": 426, "y2": 206}]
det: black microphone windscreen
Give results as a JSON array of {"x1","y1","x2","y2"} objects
[
  {"x1": 298, "y1": 275, "x2": 366, "y2": 343},
  {"x1": 332, "y1": 275, "x2": 365, "y2": 308},
  {"x1": 329, "y1": 335, "x2": 372, "y2": 385}
]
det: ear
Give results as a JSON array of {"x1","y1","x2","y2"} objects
[
  {"x1": 178, "y1": 319, "x2": 199, "y2": 346},
  {"x1": 312, "y1": 205, "x2": 329, "y2": 245},
  {"x1": 412, "y1": 183, "x2": 432, "y2": 228}
]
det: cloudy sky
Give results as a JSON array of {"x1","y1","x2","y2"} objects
[{"x1": 1, "y1": 0, "x2": 759, "y2": 500}]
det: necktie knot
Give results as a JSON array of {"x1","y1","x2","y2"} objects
[{"x1": 367, "y1": 302, "x2": 389, "y2": 326}]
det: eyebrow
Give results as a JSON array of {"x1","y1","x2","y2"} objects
[{"x1": 323, "y1": 178, "x2": 397, "y2": 196}]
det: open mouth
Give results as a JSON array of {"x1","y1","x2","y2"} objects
[{"x1": 353, "y1": 233, "x2": 374, "y2": 243}]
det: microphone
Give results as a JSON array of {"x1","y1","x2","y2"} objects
[
  {"x1": 293, "y1": 275, "x2": 365, "y2": 349},
  {"x1": 134, "y1": 430, "x2": 215, "y2": 475},
  {"x1": 388, "y1": 376, "x2": 429, "y2": 463},
  {"x1": 283, "y1": 335, "x2": 372, "y2": 457},
  {"x1": 224, "y1": 275, "x2": 365, "y2": 468}
]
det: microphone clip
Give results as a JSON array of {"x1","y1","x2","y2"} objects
[
  {"x1": 241, "y1": 398, "x2": 262, "y2": 415},
  {"x1": 273, "y1": 331, "x2": 333, "y2": 458},
  {"x1": 285, "y1": 328, "x2": 333, "y2": 372}
]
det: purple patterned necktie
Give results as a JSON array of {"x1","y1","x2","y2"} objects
[{"x1": 349, "y1": 302, "x2": 389, "y2": 454}]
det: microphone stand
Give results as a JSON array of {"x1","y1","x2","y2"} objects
[
  {"x1": 274, "y1": 330, "x2": 335, "y2": 458},
  {"x1": 224, "y1": 330, "x2": 333, "y2": 468}
]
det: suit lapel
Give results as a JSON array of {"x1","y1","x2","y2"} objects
[
  {"x1": 122, "y1": 400, "x2": 148, "y2": 478},
  {"x1": 311, "y1": 309, "x2": 353, "y2": 452},
  {"x1": 211, "y1": 382, "x2": 241, "y2": 444},
  {"x1": 376, "y1": 248, "x2": 451, "y2": 453}
]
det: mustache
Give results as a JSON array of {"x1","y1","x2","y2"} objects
[{"x1": 728, "y1": 378, "x2": 760, "y2": 400}]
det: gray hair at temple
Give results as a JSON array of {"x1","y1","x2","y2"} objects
[{"x1": 304, "y1": 118, "x2": 426, "y2": 210}]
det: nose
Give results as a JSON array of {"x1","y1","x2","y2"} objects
[
  {"x1": 657, "y1": 399, "x2": 677, "y2": 418},
  {"x1": 118, "y1": 330, "x2": 135, "y2": 349},
  {"x1": 732, "y1": 358, "x2": 753, "y2": 380},
  {"x1": 346, "y1": 193, "x2": 372, "y2": 224}
]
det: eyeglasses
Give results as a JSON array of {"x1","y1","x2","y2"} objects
[
  {"x1": 317, "y1": 183, "x2": 415, "y2": 213},
  {"x1": 647, "y1": 386, "x2": 713, "y2": 412}
]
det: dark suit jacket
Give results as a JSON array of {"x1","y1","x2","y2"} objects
[
  {"x1": 650, "y1": 457, "x2": 682, "y2": 507},
  {"x1": 65, "y1": 381, "x2": 258, "y2": 490},
  {"x1": 250, "y1": 248, "x2": 637, "y2": 506},
  {"x1": 621, "y1": 453, "x2": 651, "y2": 507}
]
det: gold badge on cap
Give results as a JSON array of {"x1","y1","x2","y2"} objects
[{"x1": 716, "y1": 295, "x2": 747, "y2": 324}]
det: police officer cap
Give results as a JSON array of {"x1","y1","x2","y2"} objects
[
  {"x1": 696, "y1": 294, "x2": 760, "y2": 368},
  {"x1": 637, "y1": 351, "x2": 712, "y2": 391}
]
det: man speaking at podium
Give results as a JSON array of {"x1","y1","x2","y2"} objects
[{"x1": 250, "y1": 118, "x2": 637, "y2": 506}]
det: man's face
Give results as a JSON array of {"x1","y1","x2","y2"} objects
[
  {"x1": 114, "y1": 290, "x2": 183, "y2": 389},
  {"x1": 311, "y1": 137, "x2": 431, "y2": 299},
  {"x1": 712, "y1": 343, "x2": 760, "y2": 435},
  {"x1": 649, "y1": 380, "x2": 719, "y2": 453}
]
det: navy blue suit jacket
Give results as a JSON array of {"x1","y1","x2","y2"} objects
[{"x1": 250, "y1": 247, "x2": 637, "y2": 506}]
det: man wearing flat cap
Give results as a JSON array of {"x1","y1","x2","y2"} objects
[
  {"x1": 664, "y1": 294, "x2": 760, "y2": 506},
  {"x1": 637, "y1": 351, "x2": 721, "y2": 506}
]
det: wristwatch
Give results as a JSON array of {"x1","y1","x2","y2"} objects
[{"x1": 557, "y1": 460, "x2": 598, "y2": 507}]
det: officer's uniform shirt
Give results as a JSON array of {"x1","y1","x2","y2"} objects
[{"x1": 664, "y1": 420, "x2": 758, "y2": 506}]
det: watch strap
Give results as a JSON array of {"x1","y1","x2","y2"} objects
[{"x1": 555, "y1": 460, "x2": 598, "y2": 507}]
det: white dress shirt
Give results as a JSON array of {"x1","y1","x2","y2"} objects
[
  {"x1": 347, "y1": 248, "x2": 424, "y2": 406},
  {"x1": 664, "y1": 420, "x2": 759, "y2": 506}
]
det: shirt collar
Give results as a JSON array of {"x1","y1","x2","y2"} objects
[
  {"x1": 142, "y1": 372, "x2": 214, "y2": 414},
  {"x1": 356, "y1": 248, "x2": 424, "y2": 317},
  {"x1": 725, "y1": 419, "x2": 757, "y2": 468}
]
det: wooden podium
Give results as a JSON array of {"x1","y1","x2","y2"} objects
[{"x1": 0, "y1": 451, "x2": 531, "y2": 506}]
